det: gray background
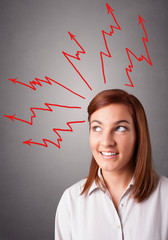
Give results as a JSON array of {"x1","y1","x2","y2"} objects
[{"x1": 0, "y1": 0, "x2": 168, "y2": 239}]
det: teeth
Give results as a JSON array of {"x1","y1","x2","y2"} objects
[{"x1": 101, "y1": 152, "x2": 118, "y2": 156}]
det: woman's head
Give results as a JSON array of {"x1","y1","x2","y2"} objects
[
  {"x1": 81, "y1": 89, "x2": 157, "y2": 201},
  {"x1": 88, "y1": 89, "x2": 149, "y2": 169},
  {"x1": 89, "y1": 103, "x2": 136, "y2": 177}
]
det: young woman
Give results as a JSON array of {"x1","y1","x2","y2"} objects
[{"x1": 55, "y1": 89, "x2": 168, "y2": 240}]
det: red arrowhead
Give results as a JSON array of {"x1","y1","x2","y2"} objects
[
  {"x1": 139, "y1": 15, "x2": 145, "y2": 25},
  {"x1": 9, "y1": 78, "x2": 18, "y2": 83},
  {"x1": 68, "y1": 32, "x2": 76, "y2": 40},
  {"x1": 23, "y1": 138, "x2": 32, "y2": 146},
  {"x1": 3, "y1": 114, "x2": 16, "y2": 121},
  {"x1": 106, "y1": 3, "x2": 114, "y2": 14}
]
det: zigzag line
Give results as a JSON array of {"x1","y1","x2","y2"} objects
[
  {"x1": 62, "y1": 32, "x2": 92, "y2": 90},
  {"x1": 8, "y1": 76, "x2": 85, "y2": 99},
  {"x1": 23, "y1": 120, "x2": 86, "y2": 148},
  {"x1": 4, "y1": 104, "x2": 81, "y2": 125},
  {"x1": 125, "y1": 15, "x2": 152, "y2": 87},
  {"x1": 100, "y1": 3, "x2": 121, "y2": 84}
]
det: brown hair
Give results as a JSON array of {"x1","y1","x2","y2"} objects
[{"x1": 81, "y1": 89, "x2": 158, "y2": 202}]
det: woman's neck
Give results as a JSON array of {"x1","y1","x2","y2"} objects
[
  {"x1": 102, "y1": 168, "x2": 133, "y2": 190},
  {"x1": 101, "y1": 168, "x2": 134, "y2": 211}
]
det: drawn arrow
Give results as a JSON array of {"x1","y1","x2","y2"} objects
[
  {"x1": 23, "y1": 120, "x2": 86, "y2": 148},
  {"x1": 125, "y1": 15, "x2": 152, "y2": 87},
  {"x1": 4, "y1": 104, "x2": 81, "y2": 125},
  {"x1": 62, "y1": 32, "x2": 92, "y2": 90},
  {"x1": 100, "y1": 3, "x2": 121, "y2": 84},
  {"x1": 8, "y1": 76, "x2": 85, "y2": 99}
]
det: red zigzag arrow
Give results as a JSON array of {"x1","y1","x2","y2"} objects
[
  {"x1": 4, "y1": 103, "x2": 81, "y2": 125},
  {"x1": 62, "y1": 32, "x2": 92, "y2": 90},
  {"x1": 100, "y1": 3, "x2": 121, "y2": 84},
  {"x1": 125, "y1": 15, "x2": 152, "y2": 87},
  {"x1": 23, "y1": 120, "x2": 86, "y2": 148},
  {"x1": 8, "y1": 76, "x2": 85, "y2": 99}
]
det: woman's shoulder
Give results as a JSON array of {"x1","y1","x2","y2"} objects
[
  {"x1": 60, "y1": 178, "x2": 87, "y2": 202},
  {"x1": 158, "y1": 175, "x2": 168, "y2": 188},
  {"x1": 66, "y1": 178, "x2": 87, "y2": 194},
  {"x1": 156, "y1": 175, "x2": 168, "y2": 197}
]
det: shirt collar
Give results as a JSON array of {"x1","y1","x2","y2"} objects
[
  {"x1": 88, "y1": 168, "x2": 134, "y2": 196},
  {"x1": 88, "y1": 168, "x2": 106, "y2": 195},
  {"x1": 88, "y1": 181, "x2": 99, "y2": 195},
  {"x1": 128, "y1": 176, "x2": 134, "y2": 187}
]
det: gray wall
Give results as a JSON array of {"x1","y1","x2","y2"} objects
[{"x1": 0, "y1": 0, "x2": 168, "y2": 239}]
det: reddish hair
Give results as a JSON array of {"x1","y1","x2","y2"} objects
[{"x1": 81, "y1": 89, "x2": 158, "y2": 202}]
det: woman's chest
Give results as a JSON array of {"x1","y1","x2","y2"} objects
[{"x1": 70, "y1": 192, "x2": 167, "y2": 240}]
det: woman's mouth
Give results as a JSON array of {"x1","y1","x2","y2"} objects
[{"x1": 100, "y1": 151, "x2": 119, "y2": 157}]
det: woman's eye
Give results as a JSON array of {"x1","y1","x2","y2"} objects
[
  {"x1": 92, "y1": 126, "x2": 101, "y2": 132},
  {"x1": 116, "y1": 126, "x2": 127, "y2": 132}
]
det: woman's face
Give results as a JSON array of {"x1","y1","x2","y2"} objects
[{"x1": 89, "y1": 104, "x2": 136, "y2": 175}]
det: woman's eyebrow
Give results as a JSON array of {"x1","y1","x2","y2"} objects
[
  {"x1": 90, "y1": 120, "x2": 102, "y2": 125},
  {"x1": 114, "y1": 120, "x2": 130, "y2": 125},
  {"x1": 90, "y1": 120, "x2": 130, "y2": 125}
]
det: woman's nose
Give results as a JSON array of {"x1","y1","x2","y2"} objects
[{"x1": 100, "y1": 132, "x2": 116, "y2": 147}]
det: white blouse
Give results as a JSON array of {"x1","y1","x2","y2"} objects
[{"x1": 55, "y1": 172, "x2": 168, "y2": 240}]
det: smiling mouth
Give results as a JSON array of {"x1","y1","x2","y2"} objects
[{"x1": 100, "y1": 151, "x2": 119, "y2": 156}]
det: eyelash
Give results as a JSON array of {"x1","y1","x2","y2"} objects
[
  {"x1": 91, "y1": 125, "x2": 127, "y2": 133},
  {"x1": 92, "y1": 126, "x2": 102, "y2": 132},
  {"x1": 116, "y1": 126, "x2": 127, "y2": 132}
]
